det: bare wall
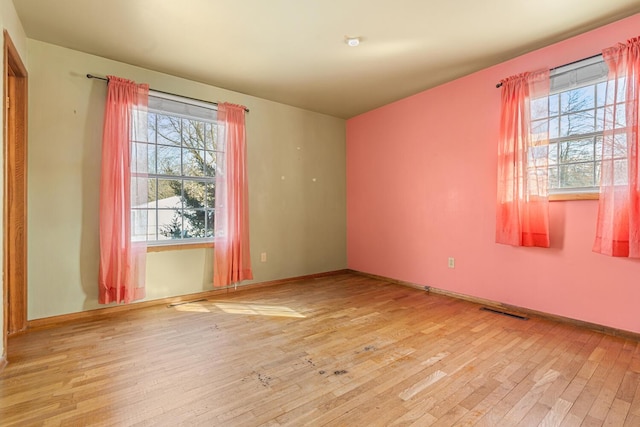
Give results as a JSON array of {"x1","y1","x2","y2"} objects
[
  {"x1": 347, "y1": 14, "x2": 640, "y2": 334},
  {"x1": 27, "y1": 40, "x2": 346, "y2": 320}
]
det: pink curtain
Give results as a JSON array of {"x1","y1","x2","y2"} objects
[
  {"x1": 213, "y1": 103, "x2": 253, "y2": 287},
  {"x1": 496, "y1": 70, "x2": 551, "y2": 247},
  {"x1": 99, "y1": 76, "x2": 149, "y2": 304},
  {"x1": 593, "y1": 37, "x2": 640, "y2": 257}
]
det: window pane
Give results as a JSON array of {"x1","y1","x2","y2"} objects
[
  {"x1": 183, "y1": 180, "x2": 206, "y2": 210},
  {"x1": 596, "y1": 82, "x2": 607, "y2": 107},
  {"x1": 528, "y1": 145, "x2": 548, "y2": 168},
  {"x1": 131, "y1": 143, "x2": 149, "y2": 174},
  {"x1": 206, "y1": 209, "x2": 214, "y2": 237},
  {"x1": 613, "y1": 159, "x2": 628, "y2": 185},
  {"x1": 157, "y1": 145, "x2": 181, "y2": 175},
  {"x1": 549, "y1": 93, "x2": 559, "y2": 116},
  {"x1": 183, "y1": 149, "x2": 205, "y2": 177},
  {"x1": 206, "y1": 183, "x2": 215, "y2": 208},
  {"x1": 560, "y1": 163, "x2": 596, "y2": 188},
  {"x1": 614, "y1": 103, "x2": 626, "y2": 129},
  {"x1": 183, "y1": 119, "x2": 207, "y2": 150},
  {"x1": 131, "y1": 111, "x2": 148, "y2": 144},
  {"x1": 561, "y1": 86, "x2": 595, "y2": 113},
  {"x1": 158, "y1": 210, "x2": 184, "y2": 240},
  {"x1": 616, "y1": 77, "x2": 627, "y2": 102},
  {"x1": 596, "y1": 104, "x2": 626, "y2": 131},
  {"x1": 147, "y1": 178, "x2": 158, "y2": 208},
  {"x1": 548, "y1": 142, "x2": 558, "y2": 165},
  {"x1": 527, "y1": 167, "x2": 548, "y2": 194},
  {"x1": 131, "y1": 209, "x2": 156, "y2": 241},
  {"x1": 147, "y1": 112, "x2": 157, "y2": 143},
  {"x1": 147, "y1": 144, "x2": 157, "y2": 174},
  {"x1": 531, "y1": 97, "x2": 548, "y2": 120},
  {"x1": 560, "y1": 111, "x2": 595, "y2": 137},
  {"x1": 531, "y1": 119, "x2": 548, "y2": 142},
  {"x1": 596, "y1": 107, "x2": 605, "y2": 132},
  {"x1": 205, "y1": 151, "x2": 217, "y2": 175},
  {"x1": 157, "y1": 179, "x2": 182, "y2": 208},
  {"x1": 549, "y1": 117, "x2": 559, "y2": 139},
  {"x1": 156, "y1": 114, "x2": 182, "y2": 145},
  {"x1": 182, "y1": 209, "x2": 208, "y2": 238},
  {"x1": 559, "y1": 138, "x2": 594, "y2": 163},
  {"x1": 131, "y1": 176, "x2": 149, "y2": 208},
  {"x1": 595, "y1": 136, "x2": 603, "y2": 161},
  {"x1": 603, "y1": 77, "x2": 627, "y2": 104},
  {"x1": 601, "y1": 159, "x2": 629, "y2": 186},
  {"x1": 548, "y1": 166, "x2": 558, "y2": 189},
  {"x1": 602, "y1": 134, "x2": 628, "y2": 159},
  {"x1": 613, "y1": 133, "x2": 628, "y2": 158},
  {"x1": 205, "y1": 123, "x2": 217, "y2": 151}
]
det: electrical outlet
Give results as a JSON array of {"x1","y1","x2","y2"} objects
[
  {"x1": 448, "y1": 257, "x2": 455, "y2": 268},
  {"x1": 260, "y1": 252, "x2": 267, "y2": 262}
]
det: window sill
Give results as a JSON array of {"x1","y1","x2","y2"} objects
[
  {"x1": 147, "y1": 242, "x2": 214, "y2": 253},
  {"x1": 549, "y1": 192, "x2": 599, "y2": 201}
]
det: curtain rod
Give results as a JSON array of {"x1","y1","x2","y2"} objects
[
  {"x1": 495, "y1": 53, "x2": 603, "y2": 89},
  {"x1": 86, "y1": 74, "x2": 250, "y2": 113}
]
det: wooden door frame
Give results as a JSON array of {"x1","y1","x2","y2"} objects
[{"x1": 2, "y1": 30, "x2": 28, "y2": 365}]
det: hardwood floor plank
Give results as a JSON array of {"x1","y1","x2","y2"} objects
[
  {"x1": 538, "y1": 397, "x2": 573, "y2": 427},
  {"x1": 624, "y1": 412, "x2": 640, "y2": 427},
  {"x1": 398, "y1": 370, "x2": 447, "y2": 401},
  {"x1": 585, "y1": 338, "x2": 627, "y2": 422},
  {"x1": 603, "y1": 397, "x2": 631, "y2": 426},
  {"x1": 1, "y1": 272, "x2": 638, "y2": 426}
]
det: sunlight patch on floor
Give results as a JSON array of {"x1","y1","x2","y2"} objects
[
  {"x1": 213, "y1": 302, "x2": 306, "y2": 318},
  {"x1": 174, "y1": 303, "x2": 211, "y2": 313}
]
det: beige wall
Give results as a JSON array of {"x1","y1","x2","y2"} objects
[
  {"x1": 0, "y1": 0, "x2": 27, "y2": 361},
  {"x1": 27, "y1": 40, "x2": 346, "y2": 320}
]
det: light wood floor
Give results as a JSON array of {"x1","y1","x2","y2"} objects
[{"x1": 1, "y1": 273, "x2": 639, "y2": 426}]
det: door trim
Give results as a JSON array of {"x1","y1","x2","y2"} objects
[{"x1": 3, "y1": 30, "x2": 28, "y2": 363}]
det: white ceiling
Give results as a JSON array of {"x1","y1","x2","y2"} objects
[{"x1": 12, "y1": 0, "x2": 640, "y2": 119}]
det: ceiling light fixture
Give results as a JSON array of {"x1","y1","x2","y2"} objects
[{"x1": 346, "y1": 37, "x2": 361, "y2": 47}]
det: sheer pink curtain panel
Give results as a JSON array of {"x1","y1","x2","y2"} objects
[
  {"x1": 496, "y1": 70, "x2": 551, "y2": 247},
  {"x1": 213, "y1": 103, "x2": 253, "y2": 287},
  {"x1": 593, "y1": 37, "x2": 640, "y2": 257},
  {"x1": 99, "y1": 76, "x2": 149, "y2": 304}
]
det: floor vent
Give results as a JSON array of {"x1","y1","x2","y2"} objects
[{"x1": 480, "y1": 307, "x2": 528, "y2": 320}]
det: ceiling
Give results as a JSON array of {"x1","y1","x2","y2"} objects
[{"x1": 12, "y1": 0, "x2": 640, "y2": 119}]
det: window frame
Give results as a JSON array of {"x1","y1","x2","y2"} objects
[
  {"x1": 132, "y1": 91, "x2": 220, "y2": 248},
  {"x1": 539, "y1": 57, "x2": 610, "y2": 201}
]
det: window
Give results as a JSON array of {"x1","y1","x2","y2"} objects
[
  {"x1": 530, "y1": 56, "x2": 621, "y2": 196},
  {"x1": 131, "y1": 92, "x2": 219, "y2": 244}
]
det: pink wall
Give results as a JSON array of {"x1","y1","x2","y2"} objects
[{"x1": 347, "y1": 14, "x2": 640, "y2": 334}]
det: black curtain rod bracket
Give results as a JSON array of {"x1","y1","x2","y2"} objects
[{"x1": 86, "y1": 74, "x2": 249, "y2": 113}]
